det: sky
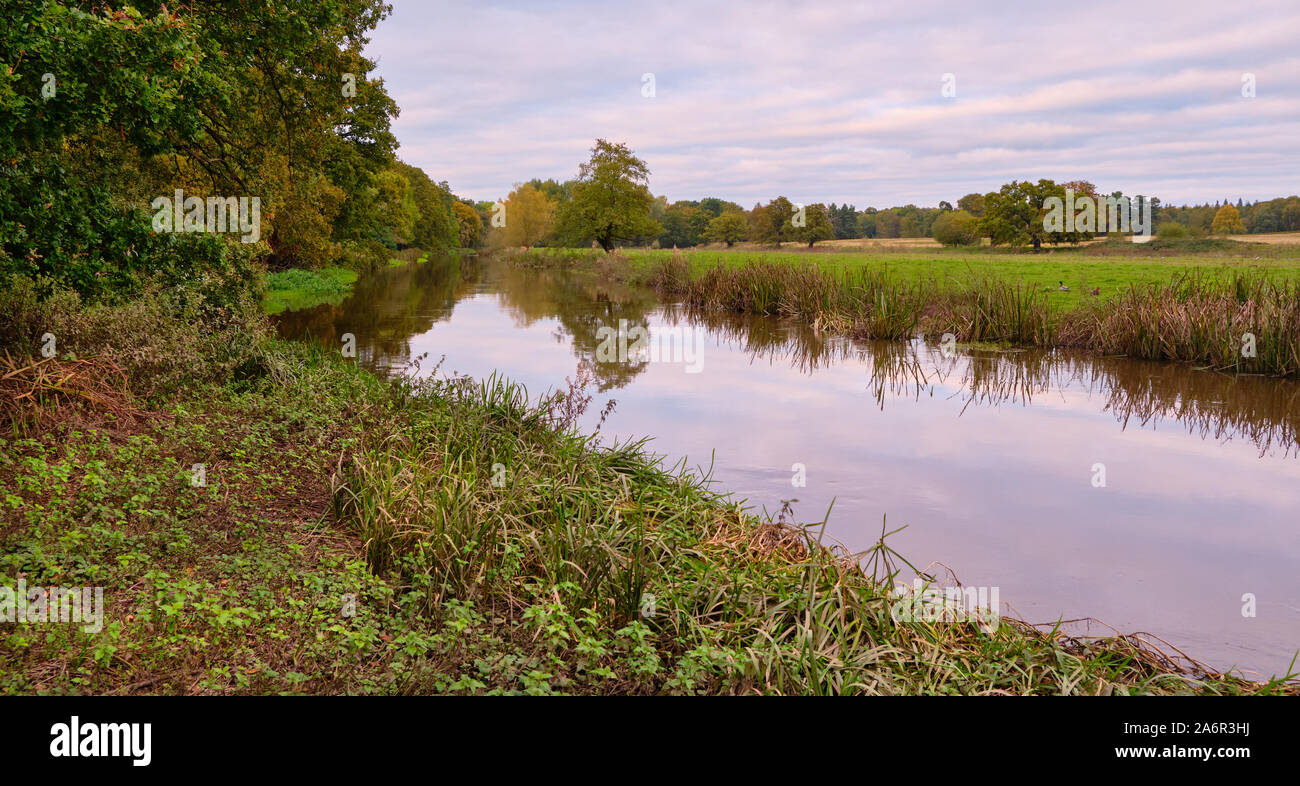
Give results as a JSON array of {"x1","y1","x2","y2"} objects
[{"x1": 364, "y1": 0, "x2": 1300, "y2": 209}]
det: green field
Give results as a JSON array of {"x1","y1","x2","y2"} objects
[{"x1": 612, "y1": 238, "x2": 1300, "y2": 310}]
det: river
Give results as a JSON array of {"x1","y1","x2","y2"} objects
[{"x1": 276, "y1": 254, "x2": 1300, "y2": 679}]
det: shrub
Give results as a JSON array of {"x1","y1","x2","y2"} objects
[
  {"x1": 932, "y1": 210, "x2": 981, "y2": 246},
  {"x1": 0, "y1": 276, "x2": 83, "y2": 357},
  {"x1": 1156, "y1": 222, "x2": 1187, "y2": 239}
]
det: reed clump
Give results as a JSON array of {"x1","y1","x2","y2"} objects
[
  {"x1": 329, "y1": 366, "x2": 1297, "y2": 694},
  {"x1": 643, "y1": 256, "x2": 1300, "y2": 376},
  {"x1": 1060, "y1": 275, "x2": 1300, "y2": 375}
]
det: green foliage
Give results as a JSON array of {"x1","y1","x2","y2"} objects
[
  {"x1": 2, "y1": 0, "x2": 415, "y2": 297},
  {"x1": 827, "y1": 203, "x2": 861, "y2": 239},
  {"x1": 790, "y1": 203, "x2": 835, "y2": 247},
  {"x1": 1156, "y1": 222, "x2": 1194, "y2": 240},
  {"x1": 932, "y1": 210, "x2": 981, "y2": 246},
  {"x1": 657, "y1": 202, "x2": 709, "y2": 247},
  {"x1": 263, "y1": 267, "x2": 358, "y2": 314},
  {"x1": 696, "y1": 197, "x2": 743, "y2": 218},
  {"x1": 0, "y1": 3, "x2": 212, "y2": 297},
  {"x1": 453, "y1": 202, "x2": 483, "y2": 248},
  {"x1": 957, "y1": 193, "x2": 985, "y2": 216},
  {"x1": 979, "y1": 179, "x2": 1086, "y2": 250},
  {"x1": 393, "y1": 162, "x2": 460, "y2": 252},
  {"x1": 751, "y1": 197, "x2": 794, "y2": 244},
  {"x1": 554, "y1": 140, "x2": 659, "y2": 252},
  {"x1": 704, "y1": 212, "x2": 748, "y2": 247}
]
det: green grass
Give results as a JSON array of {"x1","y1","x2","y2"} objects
[
  {"x1": 262, "y1": 266, "x2": 358, "y2": 314},
  {"x1": 512, "y1": 245, "x2": 1300, "y2": 375},
  {"x1": 3, "y1": 295, "x2": 1298, "y2": 693},
  {"x1": 607, "y1": 240, "x2": 1300, "y2": 311}
]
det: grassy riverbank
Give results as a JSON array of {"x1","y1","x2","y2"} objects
[
  {"x1": 2, "y1": 281, "x2": 1296, "y2": 694},
  {"x1": 617, "y1": 239, "x2": 1300, "y2": 306},
  {"x1": 511, "y1": 244, "x2": 1300, "y2": 376},
  {"x1": 263, "y1": 267, "x2": 358, "y2": 315}
]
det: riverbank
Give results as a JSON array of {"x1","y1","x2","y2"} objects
[
  {"x1": 2, "y1": 283, "x2": 1296, "y2": 694},
  {"x1": 263, "y1": 267, "x2": 358, "y2": 314},
  {"x1": 261, "y1": 249, "x2": 446, "y2": 314},
  {"x1": 507, "y1": 245, "x2": 1300, "y2": 376}
]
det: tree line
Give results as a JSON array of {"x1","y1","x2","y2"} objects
[
  {"x1": 9, "y1": 1, "x2": 1295, "y2": 300},
  {"x1": 2, "y1": 1, "x2": 482, "y2": 301},
  {"x1": 484, "y1": 163, "x2": 1300, "y2": 253}
]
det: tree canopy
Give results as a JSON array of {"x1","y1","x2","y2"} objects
[{"x1": 554, "y1": 140, "x2": 659, "y2": 252}]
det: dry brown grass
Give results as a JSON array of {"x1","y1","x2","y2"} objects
[{"x1": 0, "y1": 351, "x2": 156, "y2": 433}]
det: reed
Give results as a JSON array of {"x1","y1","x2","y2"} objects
[
  {"x1": 635, "y1": 253, "x2": 1300, "y2": 376},
  {"x1": 329, "y1": 363, "x2": 1296, "y2": 694},
  {"x1": 1060, "y1": 274, "x2": 1300, "y2": 375}
]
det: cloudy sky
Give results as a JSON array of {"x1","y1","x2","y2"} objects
[{"x1": 365, "y1": 0, "x2": 1300, "y2": 208}]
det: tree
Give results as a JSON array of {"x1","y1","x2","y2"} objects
[
  {"x1": 790, "y1": 203, "x2": 835, "y2": 247},
  {"x1": 395, "y1": 162, "x2": 460, "y2": 251},
  {"x1": 1283, "y1": 200, "x2": 1300, "y2": 232},
  {"x1": 957, "y1": 193, "x2": 985, "y2": 216},
  {"x1": 752, "y1": 197, "x2": 795, "y2": 245},
  {"x1": 453, "y1": 201, "x2": 482, "y2": 248},
  {"x1": 874, "y1": 211, "x2": 901, "y2": 238},
  {"x1": 372, "y1": 167, "x2": 419, "y2": 246},
  {"x1": 657, "y1": 202, "x2": 706, "y2": 247},
  {"x1": 1, "y1": 0, "x2": 404, "y2": 290},
  {"x1": 1211, "y1": 204, "x2": 1247, "y2": 235},
  {"x1": 527, "y1": 178, "x2": 570, "y2": 203},
  {"x1": 979, "y1": 179, "x2": 1077, "y2": 251},
  {"x1": 857, "y1": 211, "x2": 878, "y2": 238},
  {"x1": 697, "y1": 197, "x2": 743, "y2": 218},
  {"x1": 706, "y1": 212, "x2": 748, "y2": 246},
  {"x1": 553, "y1": 140, "x2": 659, "y2": 252},
  {"x1": 932, "y1": 210, "x2": 981, "y2": 246},
  {"x1": 829, "y1": 203, "x2": 861, "y2": 239},
  {"x1": 500, "y1": 183, "x2": 554, "y2": 247}
]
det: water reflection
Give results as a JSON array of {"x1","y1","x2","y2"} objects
[
  {"x1": 276, "y1": 256, "x2": 1300, "y2": 676},
  {"x1": 277, "y1": 255, "x2": 1300, "y2": 458}
]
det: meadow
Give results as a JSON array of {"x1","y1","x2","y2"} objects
[{"x1": 615, "y1": 236, "x2": 1300, "y2": 308}]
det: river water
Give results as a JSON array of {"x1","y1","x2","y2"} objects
[{"x1": 276, "y1": 255, "x2": 1300, "y2": 679}]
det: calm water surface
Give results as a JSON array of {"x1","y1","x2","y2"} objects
[{"x1": 277, "y1": 256, "x2": 1300, "y2": 678}]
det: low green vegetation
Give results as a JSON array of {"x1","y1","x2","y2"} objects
[
  {"x1": 612, "y1": 241, "x2": 1300, "y2": 304},
  {"x1": 262, "y1": 267, "x2": 359, "y2": 314}
]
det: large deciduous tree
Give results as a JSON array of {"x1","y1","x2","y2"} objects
[
  {"x1": 1211, "y1": 204, "x2": 1247, "y2": 234},
  {"x1": 554, "y1": 140, "x2": 659, "y2": 252},
  {"x1": 705, "y1": 211, "x2": 748, "y2": 247},
  {"x1": 791, "y1": 203, "x2": 835, "y2": 247},
  {"x1": 979, "y1": 179, "x2": 1076, "y2": 251}
]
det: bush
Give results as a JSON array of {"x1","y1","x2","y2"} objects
[
  {"x1": 334, "y1": 239, "x2": 391, "y2": 274},
  {"x1": 932, "y1": 210, "x2": 981, "y2": 246},
  {"x1": 0, "y1": 276, "x2": 83, "y2": 357},
  {"x1": 1, "y1": 237, "x2": 271, "y2": 400},
  {"x1": 51, "y1": 288, "x2": 273, "y2": 401}
]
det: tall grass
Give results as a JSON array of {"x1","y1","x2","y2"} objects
[
  {"x1": 1060, "y1": 275, "x2": 1300, "y2": 375},
  {"x1": 329, "y1": 367, "x2": 1294, "y2": 694},
  {"x1": 634, "y1": 254, "x2": 1300, "y2": 376},
  {"x1": 648, "y1": 256, "x2": 1052, "y2": 344}
]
